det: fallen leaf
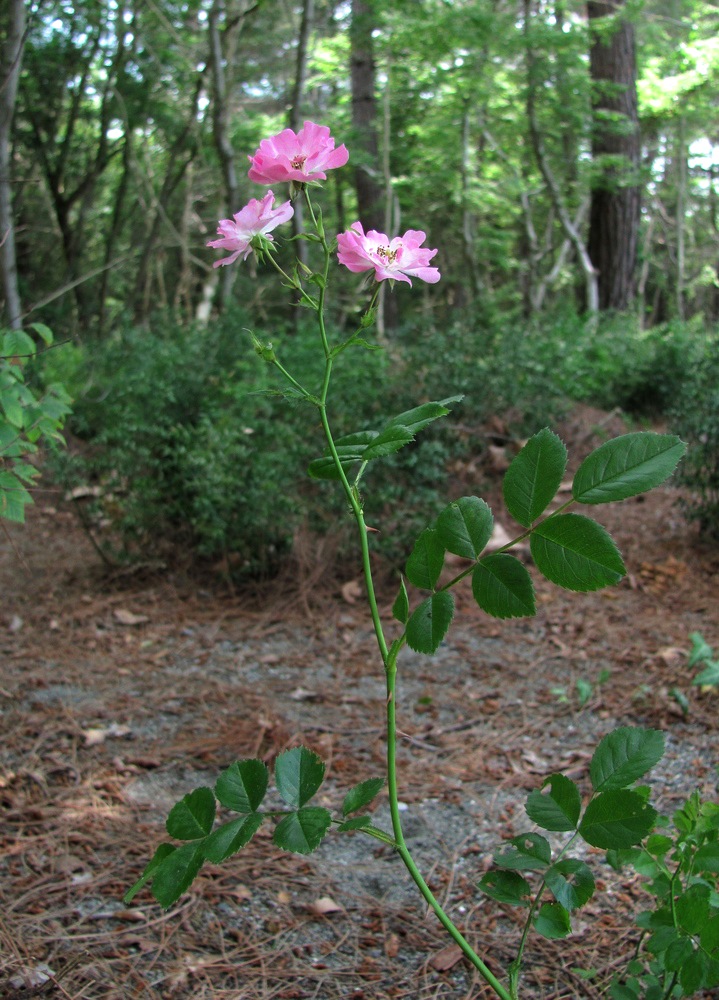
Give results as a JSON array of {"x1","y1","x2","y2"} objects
[
  {"x1": 430, "y1": 943, "x2": 464, "y2": 971},
  {"x1": 113, "y1": 608, "x2": 149, "y2": 626},
  {"x1": 9, "y1": 964, "x2": 55, "y2": 989},
  {"x1": 657, "y1": 646, "x2": 684, "y2": 667},
  {"x1": 84, "y1": 723, "x2": 132, "y2": 746},
  {"x1": 385, "y1": 932, "x2": 400, "y2": 958},
  {"x1": 341, "y1": 579, "x2": 362, "y2": 604},
  {"x1": 290, "y1": 686, "x2": 320, "y2": 702},
  {"x1": 308, "y1": 895, "x2": 342, "y2": 916}
]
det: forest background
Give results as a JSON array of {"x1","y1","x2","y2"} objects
[{"x1": 1, "y1": 0, "x2": 718, "y2": 575}]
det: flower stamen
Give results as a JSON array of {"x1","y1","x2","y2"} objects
[{"x1": 376, "y1": 246, "x2": 398, "y2": 263}]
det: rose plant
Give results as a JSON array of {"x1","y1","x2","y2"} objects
[{"x1": 126, "y1": 123, "x2": 719, "y2": 998}]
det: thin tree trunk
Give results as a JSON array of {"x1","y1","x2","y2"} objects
[
  {"x1": 0, "y1": 0, "x2": 26, "y2": 329},
  {"x1": 675, "y1": 115, "x2": 686, "y2": 320},
  {"x1": 288, "y1": 0, "x2": 314, "y2": 273},
  {"x1": 350, "y1": 0, "x2": 384, "y2": 232},
  {"x1": 208, "y1": 1, "x2": 259, "y2": 306},
  {"x1": 587, "y1": 0, "x2": 641, "y2": 311},
  {"x1": 524, "y1": 0, "x2": 598, "y2": 314}
]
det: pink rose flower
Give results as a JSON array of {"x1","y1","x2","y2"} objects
[
  {"x1": 336, "y1": 222, "x2": 441, "y2": 286},
  {"x1": 248, "y1": 121, "x2": 349, "y2": 185},
  {"x1": 207, "y1": 191, "x2": 294, "y2": 267}
]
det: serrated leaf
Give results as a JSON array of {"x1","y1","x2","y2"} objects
[
  {"x1": 124, "y1": 843, "x2": 176, "y2": 904},
  {"x1": 525, "y1": 774, "x2": 581, "y2": 831},
  {"x1": 695, "y1": 843, "x2": 719, "y2": 873},
  {"x1": 493, "y1": 832, "x2": 551, "y2": 871},
  {"x1": 308, "y1": 431, "x2": 377, "y2": 480},
  {"x1": 342, "y1": 777, "x2": 384, "y2": 817},
  {"x1": 664, "y1": 937, "x2": 695, "y2": 972},
  {"x1": 590, "y1": 727, "x2": 665, "y2": 792},
  {"x1": 273, "y1": 807, "x2": 332, "y2": 854},
  {"x1": 215, "y1": 759, "x2": 268, "y2": 813},
  {"x1": 405, "y1": 591, "x2": 454, "y2": 654},
  {"x1": 675, "y1": 884, "x2": 711, "y2": 935},
  {"x1": 572, "y1": 433, "x2": 686, "y2": 505},
  {"x1": 693, "y1": 660, "x2": 719, "y2": 685},
  {"x1": 472, "y1": 554, "x2": 535, "y2": 619},
  {"x1": 680, "y1": 948, "x2": 709, "y2": 994},
  {"x1": 166, "y1": 787, "x2": 216, "y2": 840},
  {"x1": 405, "y1": 528, "x2": 444, "y2": 590},
  {"x1": 2, "y1": 329, "x2": 36, "y2": 359},
  {"x1": 530, "y1": 513, "x2": 625, "y2": 592},
  {"x1": 274, "y1": 747, "x2": 325, "y2": 809},
  {"x1": 545, "y1": 859, "x2": 595, "y2": 911},
  {"x1": 202, "y1": 814, "x2": 263, "y2": 863},
  {"x1": 688, "y1": 632, "x2": 713, "y2": 668},
  {"x1": 478, "y1": 869, "x2": 531, "y2": 905},
  {"x1": 385, "y1": 396, "x2": 462, "y2": 435},
  {"x1": 609, "y1": 982, "x2": 640, "y2": 1000},
  {"x1": 533, "y1": 901, "x2": 572, "y2": 939},
  {"x1": 392, "y1": 577, "x2": 409, "y2": 624},
  {"x1": 361, "y1": 424, "x2": 415, "y2": 460},
  {"x1": 27, "y1": 322, "x2": 54, "y2": 345},
  {"x1": 434, "y1": 496, "x2": 494, "y2": 559},
  {"x1": 337, "y1": 816, "x2": 373, "y2": 832},
  {"x1": 152, "y1": 842, "x2": 205, "y2": 908},
  {"x1": 503, "y1": 428, "x2": 567, "y2": 527},
  {"x1": 579, "y1": 790, "x2": 657, "y2": 849},
  {"x1": 700, "y1": 914, "x2": 719, "y2": 952}
]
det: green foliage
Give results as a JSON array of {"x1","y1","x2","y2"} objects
[
  {"x1": 670, "y1": 337, "x2": 719, "y2": 537},
  {"x1": 688, "y1": 633, "x2": 719, "y2": 688},
  {"x1": 51, "y1": 314, "x2": 388, "y2": 572},
  {"x1": 608, "y1": 792, "x2": 719, "y2": 998},
  {"x1": 481, "y1": 727, "x2": 665, "y2": 939},
  {"x1": 125, "y1": 747, "x2": 385, "y2": 909},
  {"x1": 0, "y1": 324, "x2": 71, "y2": 523},
  {"x1": 398, "y1": 427, "x2": 684, "y2": 649}
]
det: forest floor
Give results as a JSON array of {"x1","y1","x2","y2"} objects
[{"x1": 1, "y1": 405, "x2": 719, "y2": 1000}]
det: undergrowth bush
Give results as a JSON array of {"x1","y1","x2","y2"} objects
[
  {"x1": 669, "y1": 336, "x2": 719, "y2": 538},
  {"x1": 47, "y1": 308, "x2": 715, "y2": 575}
]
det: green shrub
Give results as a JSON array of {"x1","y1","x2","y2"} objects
[
  {"x1": 51, "y1": 312, "x2": 394, "y2": 573},
  {"x1": 670, "y1": 336, "x2": 719, "y2": 537}
]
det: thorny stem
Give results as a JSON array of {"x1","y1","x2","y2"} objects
[{"x1": 302, "y1": 194, "x2": 512, "y2": 1000}]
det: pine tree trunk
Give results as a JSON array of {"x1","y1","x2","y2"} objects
[{"x1": 587, "y1": 0, "x2": 641, "y2": 311}]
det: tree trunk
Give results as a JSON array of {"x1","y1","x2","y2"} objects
[
  {"x1": 288, "y1": 0, "x2": 314, "y2": 274},
  {"x1": 587, "y1": 0, "x2": 641, "y2": 311},
  {"x1": 524, "y1": 0, "x2": 598, "y2": 314},
  {"x1": 350, "y1": 0, "x2": 384, "y2": 233},
  {"x1": 0, "y1": 0, "x2": 26, "y2": 329},
  {"x1": 208, "y1": 1, "x2": 258, "y2": 306}
]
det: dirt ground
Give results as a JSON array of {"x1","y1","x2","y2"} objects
[{"x1": 2, "y1": 407, "x2": 718, "y2": 1000}]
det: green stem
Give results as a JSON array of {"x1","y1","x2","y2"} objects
[{"x1": 295, "y1": 196, "x2": 512, "y2": 1000}]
